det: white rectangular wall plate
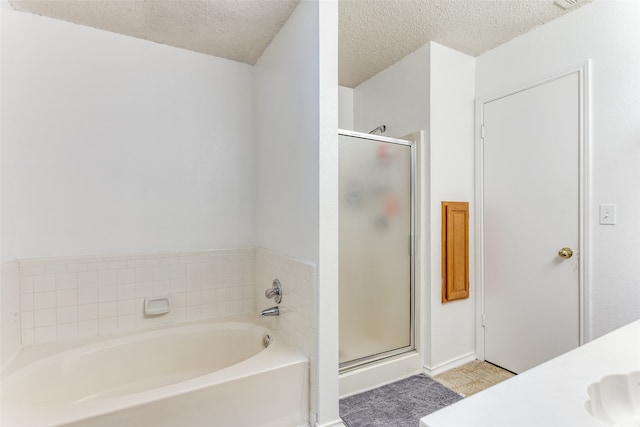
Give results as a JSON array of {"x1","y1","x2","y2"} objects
[
  {"x1": 144, "y1": 297, "x2": 171, "y2": 315},
  {"x1": 599, "y1": 204, "x2": 616, "y2": 225}
]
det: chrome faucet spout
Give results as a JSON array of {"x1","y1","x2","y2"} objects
[{"x1": 260, "y1": 306, "x2": 279, "y2": 317}]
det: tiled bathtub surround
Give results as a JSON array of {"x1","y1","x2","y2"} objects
[
  {"x1": 1, "y1": 261, "x2": 21, "y2": 369},
  {"x1": 19, "y1": 249, "x2": 256, "y2": 345},
  {"x1": 255, "y1": 247, "x2": 316, "y2": 356},
  {"x1": 255, "y1": 247, "x2": 317, "y2": 416}
]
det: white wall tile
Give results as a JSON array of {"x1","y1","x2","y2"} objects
[
  {"x1": 21, "y1": 311, "x2": 34, "y2": 329},
  {"x1": 57, "y1": 289, "x2": 78, "y2": 307},
  {"x1": 20, "y1": 277, "x2": 34, "y2": 294},
  {"x1": 170, "y1": 278, "x2": 186, "y2": 293},
  {"x1": 98, "y1": 317, "x2": 117, "y2": 335},
  {"x1": 117, "y1": 299, "x2": 136, "y2": 316},
  {"x1": 86, "y1": 262, "x2": 107, "y2": 271},
  {"x1": 77, "y1": 271, "x2": 98, "y2": 288},
  {"x1": 187, "y1": 305, "x2": 203, "y2": 321},
  {"x1": 256, "y1": 247, "x2": 316, "y2": 360},
  {"x1": 170, "y1": 264, "x2": 186, "y2": 279},
  {"x1": 135, "y1": 267, "x2": 155, "y2": 283},
  {"x1": 98, "y1": 301, "x2": 118, "y2": 318},
  {"x1": 170, "y1": 293, "x2": 186, "y2": 308},
  {"x1": 153, "y1": 281, "x2": 170, "y2": 295},
  {"x1": 78, "y1": 320, "x2": 98, "y2": 338},
  {"x1": 171, "y1": 307, "x2": 186, "y2": 323},
  {"x1": 118, "y1": 315, "x2": 136, "y2": 332},
  {"x1": 21, "y1": 329, "x2": 34, "y2": 346},
  {"x1": 155, "y1": 265, "x2": 170, "y2": 281},
  {"x1": 14, "y1": 249, "x2": 256, "y2": 346},
  {"x1": 107, "y1": 260, "x2": 127, "y2": 270},
  {"x1": 98, "y1": 270, "x2": 117, "y2": 287},
  {"x1": 20, "y1": 293, "x2": 34, "y2": 311},
  {"x1": 135, "y1": 283, "x2": 154, "y2": 298},
  {"x1": 34, "y1": 326, "x2": 57, "y2": 344},
  {"x1": 1, "y1": 262, "x2": 22, "y2": 368},
  {"x1": 78, "y1": 304, "x2": 98, "y2": 321},
  {"x1": 33, "y1": 275, "x2": 55, "y2": 292},
  {"x1": 98, "y1": 286, "x2": 117, "y2": 302},
  {"x1": 57, "y1": 323, "x2": 78, "y2": 340},
  {"x1": 186, "y1": 291, "x2": 203, "y2": 307},
  {"x1": 34, "y1": 291, "x2": 56, "y2": 310},
  {"x1": 202, "y1": 290, "x2": 216, "y2": 304},
  {"x1": 55, "y1": 273, "x2": 77, "y2": 290},
  {"x1": 186, "y1": 276, "x2": 202, "y2": 292},
  {"x1": 57, "y1": 306, "x2": 78, "y2": 324},
  {"x1": 45, "y1": 262, "x2": 67, "y2": 275},
  {"x1": 20, "y1": 262, "x2": 44, "y2": 276},
  {"x1": 117, "y1": 269, "x2": 135, "y2": 285},
  {"x1": 67, "y1": 263, "x2": 88, "y2": 273},
  {"x1": 34, "y1": 309, "x2": 56, "y2": 327},
  {"x1": 117, "y1": 284, "x2": 135, "y2": 300},
  {"x1": 78, "y1": 287, "x2": 98, "y2": 304}
]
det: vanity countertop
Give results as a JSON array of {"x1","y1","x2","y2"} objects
[{"x1": 420, "y1": 319, "x2": 640, "y2": 427}]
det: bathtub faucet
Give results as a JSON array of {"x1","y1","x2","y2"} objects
[{"x1": 260, "y1": 306, "x2": 279, "y2": 317}]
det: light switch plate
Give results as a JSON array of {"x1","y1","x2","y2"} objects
[{"x1": 599, "y1": 204, "x2": 616, "y2": 225}]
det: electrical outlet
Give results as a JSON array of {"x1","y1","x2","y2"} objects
[{"x1": 599, "y1": 204, "x2": 616, "y2": 225}]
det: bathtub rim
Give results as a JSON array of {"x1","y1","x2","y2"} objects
[{"x1": 2, "y1": 313, "x2": 269, "y2": 376}]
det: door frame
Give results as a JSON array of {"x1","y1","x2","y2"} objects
[{"x1": 474, "y1": 61, "x2": 592, "y2": 361}]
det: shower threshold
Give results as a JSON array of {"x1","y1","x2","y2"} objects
[
  {"x1": 339, "y1": 345, "x2": 415, "y2": 374},
  {"x1": 339, "y1": 350, "x2": 421, "y2": 398}
]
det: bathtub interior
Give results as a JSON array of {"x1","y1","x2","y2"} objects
[
  {"x1": 1, "y1": 316, "x2": 310, "y2": 427},
  {"x1": 4, "y1": 323, "x2": 268, "y2": 406}
]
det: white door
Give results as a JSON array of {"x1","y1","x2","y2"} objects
[{"x1": 482, "y1": 72, "x2": 580, "y2": 374}]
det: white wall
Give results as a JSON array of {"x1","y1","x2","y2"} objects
[
  {"x1": 1, "y1": 2, "x2": 254, "y2": 261},
  {"x1": 254, "y1": 1, "x2": 339, "y2": 425},
  {"x1": 1, "y1": 1, "x2": 17, "y2": 264},
  {"x1": 254, "y1": 1, "x2": 320, "y2": 265},
  {"x1": 317, "y1": 1, "x2": 340, "y2": 426},
  {"x1": 476, "y1": 0, "x2": 640, "y2": 339},
  {"x1": 428, "y1": 43, "x2": 476, "y2": 369},
  {"x1": 338, "y1": 86, "x2": 354, "y2": 130},
  {"x1": 354, "y1": 45, "x2": 430, "y2": 137}
]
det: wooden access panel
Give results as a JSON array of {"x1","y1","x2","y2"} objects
[{"x1": 442, "y1": 201, "x2": 469, "y2": 303}]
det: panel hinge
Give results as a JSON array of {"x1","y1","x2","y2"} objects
[
  {"x1": 481, "y1": 125, "x2": 485, "y2": 140},
  {"x1": 482, "y1": 313, "x2": 486, "y2": 327}
]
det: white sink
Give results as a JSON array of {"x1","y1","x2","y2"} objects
[{"x1": 586, "y1": 372, "x2": 640, "y2": 426}]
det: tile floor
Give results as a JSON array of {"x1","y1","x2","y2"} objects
[{"x1": 433, "y1": 360, "x2": 515, "y2": 397}]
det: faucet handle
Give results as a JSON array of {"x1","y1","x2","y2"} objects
[{"x1": 264, "y1": 279, "x2": 282, "y2": 304}]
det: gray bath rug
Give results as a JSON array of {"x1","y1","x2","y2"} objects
[{"x1": 339, "y1": 374, "x2": 463, "y2": 427}]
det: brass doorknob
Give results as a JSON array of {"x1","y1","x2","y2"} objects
[{"x1": 558, "y1": 247, "x2": 573, "y2": 259}]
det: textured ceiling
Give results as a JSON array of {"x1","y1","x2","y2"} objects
[
  {"x1": 339, "y1": 0, "x2": 592, "y2": 87},
  {"x1": 9, "y1": 0, "x2": 592, "y2": 88},
  {"x1": 8, "y1": 0, "x2": 301, "y2": 65}
]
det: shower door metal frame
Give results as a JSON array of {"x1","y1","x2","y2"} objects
[{"x1": 338, "y1": 129, "x2": 416, "y2": 373}]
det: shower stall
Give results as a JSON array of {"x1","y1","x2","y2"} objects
[{"x1": 338, "y1": 129, "x2": 415, "y2": 373}]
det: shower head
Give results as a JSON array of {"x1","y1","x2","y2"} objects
[{"x1": 369, "y1": 125, "x2": 386, "y2": 135}]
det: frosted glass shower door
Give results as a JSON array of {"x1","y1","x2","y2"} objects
[{"x1": 339, "y1": 132, "x2": 414, "y2": 370}]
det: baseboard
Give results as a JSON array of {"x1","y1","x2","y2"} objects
[
  {"x1": 316, "y1": 419, "x2": 347, "y2": 427},
  {"x1": 423, "y1": 352, "x2": 476, "y2": 376}
]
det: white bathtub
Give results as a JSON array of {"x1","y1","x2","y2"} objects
[{"x1": 1, "y1": 317, "x2": 309, "y2": 427}]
